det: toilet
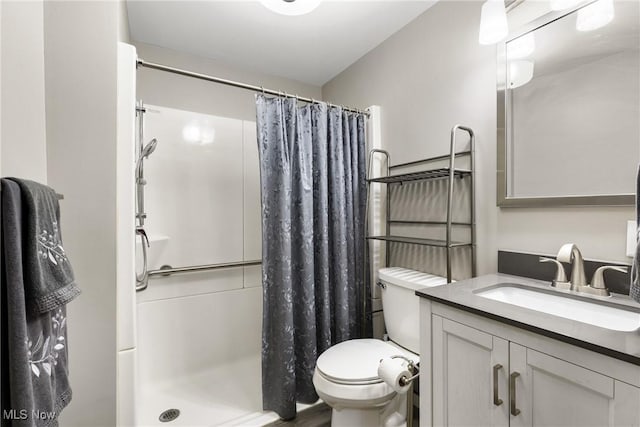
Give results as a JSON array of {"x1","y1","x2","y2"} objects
[{"x1": 313, "y1": 267, "x2": 449, "y2": 427}]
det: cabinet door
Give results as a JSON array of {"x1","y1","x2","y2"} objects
[
  {"x1": 432, "y1": 315, "x2": 510, "y2": 427},
  {"x1": 510, "y1": 344, "x2": 640, "y2": 427}
]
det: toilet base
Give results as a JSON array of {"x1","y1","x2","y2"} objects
[{"x1": 329, "y1": 394, "x2": 407, "y2": 427}]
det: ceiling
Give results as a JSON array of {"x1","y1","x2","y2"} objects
[{"x1": 126, "y1": 0, "x2": 437, "y2": 86}]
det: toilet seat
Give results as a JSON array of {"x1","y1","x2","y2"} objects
[
  {"x1": 316, "y1": 339, "x2": 403, "y2": 385},
  {"x1": 313, "y1": 339, "x2": 419, "y2": 406}
]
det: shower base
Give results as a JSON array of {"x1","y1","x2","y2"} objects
[{"x1": 136, "y1": 355, "x2": 317, "y2": 426}]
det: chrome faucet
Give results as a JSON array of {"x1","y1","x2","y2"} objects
[{"x1": 556, "y1": 243, "x2": 587, "y2": 290}]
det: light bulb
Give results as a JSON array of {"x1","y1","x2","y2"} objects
[
  {"x1": 576, "y1": 0, "x2": 614, "y2": 32},
  {"x1": 260, "y1": 0, "x2": 322, "y2": 16},
  {"x1": 507, "y1": 33, "x2": 535, "y2": 59},
  {"x1": 550, "y1": 0, "x2": 582, "y2": 11},
  {"x1": 479, "y1": 0, "x2": 509, "y2": 45},
  {"x1": 508, "y1": 60, "x2": 535, "y2": 89}
]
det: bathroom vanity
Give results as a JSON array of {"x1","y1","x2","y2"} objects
[{"x1": 417, "y1": 274, "x2": 640, "y2": 427}]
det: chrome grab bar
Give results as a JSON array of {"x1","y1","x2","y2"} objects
[
  {"x1": 147, "y1": 260, "x2": 262, "y2": 279},
  {"x1": 135, "y1": 227, "x2": 150, "y2": 292},
  {"x1": 137, "y1": 259, "x2": 262, "y2": 292}
]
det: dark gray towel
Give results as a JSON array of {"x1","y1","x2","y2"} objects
[
  {"x1": 1, "y1": 179, "x2": 73, "y2": 427},
  {"x1": 5, "y1": 178, "x2": 79, "y2": 314},
  {"x1": 631, "y1": 166, "x2": 640, "y2": 302}
]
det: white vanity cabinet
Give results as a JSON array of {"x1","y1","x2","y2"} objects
[
  {"x1": 431, "y1": 316, "x2": 509, "y2": 427},
  {"x1": 422, "y1": 300, "x2": 640, "y2": 427},
  {"x1": 509, "y1": 343, "x2": 639, "y2": 427}
]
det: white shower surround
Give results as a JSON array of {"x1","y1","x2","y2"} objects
[{"x1": 133, "y1": 104, "x2": 282, "y2": 426}]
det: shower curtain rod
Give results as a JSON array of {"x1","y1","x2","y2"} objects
[{"x1": 136, "y1": 58, "x2": 370, "y2": 116}]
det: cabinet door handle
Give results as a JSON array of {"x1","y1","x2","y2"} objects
[
  {"x1": 510, "y1": 371, "x2": 521, "y2": 416},
  {"x1": 493, "y1": 364, "x2": 503, "y2": 406}
]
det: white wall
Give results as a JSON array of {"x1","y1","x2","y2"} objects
[
  {"x1": 44, "y1": 2, "x2": 120, "y2": 425},
  {"x1": 1, "y1": 0, "x2": 48, "y2": 182},
  {"x1": 323, "y1": 0, "x2": 634, "y2": 273},
  {"x1": 118, "y1": 0, "x2": 130, "y2": 43},
  {"x1": 133, "y1": 42, "x2": 322, "y2": 122},
  {"x1": 0, "y1": 2, "x2": 121, "y2": 424}
]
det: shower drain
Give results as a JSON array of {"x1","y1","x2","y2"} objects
[{"x1": 158, "y1": 409, "x2": 180, "y2": 423}]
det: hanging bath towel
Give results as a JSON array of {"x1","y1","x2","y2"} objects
[
  {"x1": 6, "y1": 178, "x2": 80, "y2": 314},
  {"x1": 631, "y1": 165, "x2": 640, "y2": 302},
  {"x1": 1, "y1": 179, "x2": 78, "y2": 426}
]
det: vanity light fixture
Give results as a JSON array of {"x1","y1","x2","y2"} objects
[
  {"x1": 479, "y1": 0, "x2": 509, "y2": 45},
  {"x1": 259, "y1": 0, "x2": 322, "y2": 16},
  {"x1": 507, "y1": 32, "x2": 535, "y2": 58},
  {"x1": 576, "y1": 0, "x2": 615, "y2": 32},
  {"x1": 508, "y1": 60, "x2": 535, "y2": 89}
]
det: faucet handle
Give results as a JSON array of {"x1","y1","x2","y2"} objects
[
  {"x1": 539, "y1": 257, "x2": 569, "y2": 287},
  {"x1": 591, "y1": 265, "x2": 629, "y2": 290}
]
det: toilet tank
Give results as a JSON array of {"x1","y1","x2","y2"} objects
[{"x1": 378, "y1": 267, "x2": 449, "y2": 354}]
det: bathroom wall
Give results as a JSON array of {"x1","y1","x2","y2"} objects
[
  {"x1": 0, "y1": 0, "x2": 48, "y2": 182},
  {"x1": 0, "y1": 2, "x2": 121, "y2": 424},
  {"x1": 133, "y1": 41, "x2": 322, "y2": 121},
  {"x1": 118, "y1": 0, "x2": 131, "y2": 43},
  {"x1": 323, "y1": 0, "x2": 635, "y2": 274},
  {"x1": 44, "y1": 2, "x2": 120, "y2": 425}
]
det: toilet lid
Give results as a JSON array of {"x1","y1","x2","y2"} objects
[{"x1": 315, "y1": 339, "x2": 401, "y2": 384}]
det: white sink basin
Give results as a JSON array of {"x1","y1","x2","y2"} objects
[{"x1": 476, "y1": 285, "x2": 640, "y2": 332}]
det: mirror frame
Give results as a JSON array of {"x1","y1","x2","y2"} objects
[{"x1": 497, "y1": 0, "x2": 636, "y2": 207}]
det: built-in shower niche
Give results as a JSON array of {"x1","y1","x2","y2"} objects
[{"x1": 134, "y1": 105, "x2": 276, "y2": 426}]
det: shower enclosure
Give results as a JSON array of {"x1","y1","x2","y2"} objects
[
  {"x1": 115, "y1": 46, "x2": 376, "y2": 426},
  {"x1": 133, "y1": 105, "x2": 316, "y2": 426}
]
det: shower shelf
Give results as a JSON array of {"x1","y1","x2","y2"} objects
[
  {"x1": 367, "y1": 167, "x2": 470, "y2": 184},
  {"x1": 366, "y1": 235, "x2": 472, "y2": 248},
  {"x1": 364, "y1": 125, "x2": 476, "y2": 285}
]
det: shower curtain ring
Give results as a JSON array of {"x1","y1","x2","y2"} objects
[{"x1": 260, "y1": 86, "x2": 265, "y2": 96}]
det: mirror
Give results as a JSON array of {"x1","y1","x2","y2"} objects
[{"x1": 497, "y1": 0, "x2": 639, "y2": 207}]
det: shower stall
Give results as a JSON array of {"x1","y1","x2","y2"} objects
[
  {"x1": 133, "y1": 104, "x2": 282, "y2": 426},
  {"x1": 115, "y1": 43, "x2": 380, "y2": 426}
]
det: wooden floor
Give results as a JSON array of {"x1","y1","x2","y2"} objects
[{"x1": 265, "y1": 404, "x2": 420, "y2": 427}]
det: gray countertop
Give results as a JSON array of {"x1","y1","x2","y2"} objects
[{"x1": 415, "y1": 273, "x2": 640, "y2": 366}]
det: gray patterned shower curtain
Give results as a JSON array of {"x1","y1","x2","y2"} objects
[{"x1": 256, "y1": 94, "x2": 368, "y2": 420}]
